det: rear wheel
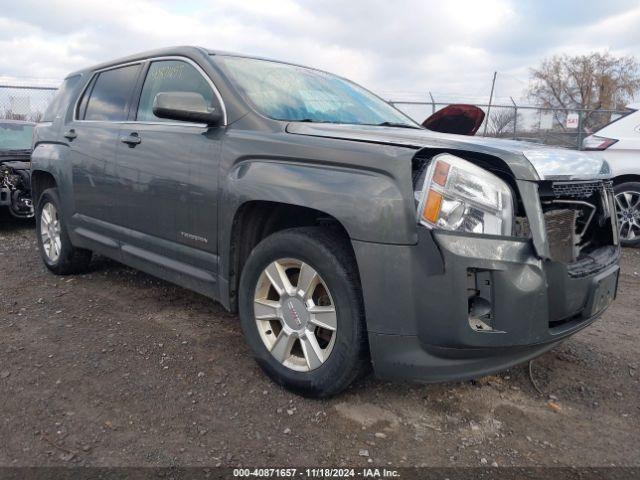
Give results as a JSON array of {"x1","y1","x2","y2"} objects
[
  {"x1": 239, "y1": 227, "x2": 369, "y2": 397},
  {"x1": 614, "y1": 181, "x2": 640, "y2": 247},
  {"x1": 36, "y1": 188, "x2": 92, "y2": 274}
]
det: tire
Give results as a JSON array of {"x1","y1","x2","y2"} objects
[
  {"x1": 614, "y1": 181, "x2": 640, "y2": 247},
  {"x1": 239, "y1": 227, "x2": 369, "y2": 398},
  {"x1": 36, "y1": 188, "x2": 92, "y2": 274}
]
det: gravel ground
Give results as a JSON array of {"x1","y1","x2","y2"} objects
[{"x1": 1, "y1": 214, "x2": 639, "y2": 468}]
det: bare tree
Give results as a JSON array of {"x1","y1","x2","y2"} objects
[
  {"x1": 528, "y1": 52, "x2": 640, "y2": 129},
  {"x1": 487, "y1": 108, "x2": 518, "y2": 137}
]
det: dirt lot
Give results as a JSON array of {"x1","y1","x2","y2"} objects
[{"x1": 0, "y1": 214, "x2": 639, "y2": 468}]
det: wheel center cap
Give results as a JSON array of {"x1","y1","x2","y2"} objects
[{"x1": 282, "y1": 297, "x2": 308, "y2": 331}]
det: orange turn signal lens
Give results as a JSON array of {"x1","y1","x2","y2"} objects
[
  {"x1": 433, "y1": 160, "x2": 450, "y2": 187},
  {"x1": 422, "y1": 189, "x2": 443, "y2": 223}
]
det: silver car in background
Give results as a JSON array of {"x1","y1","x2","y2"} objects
[{"x1": 583, "y1": 103, "x2": 640, "y2": 246}]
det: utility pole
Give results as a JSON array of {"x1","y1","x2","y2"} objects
[{"x1": 482, "y1": 71, "x2": 497, "y2": 137}]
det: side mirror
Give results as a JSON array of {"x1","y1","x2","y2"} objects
[{"x1": 152, "y1": 92, "x2": 223, "y2": 126}]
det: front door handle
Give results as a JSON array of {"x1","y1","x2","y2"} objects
[
  {"x1": 64, "y1": 129, "x2": 77, "y2": 140},
  {"x1": 120, "y1": 132, "x2": 141, "y2": 147}
]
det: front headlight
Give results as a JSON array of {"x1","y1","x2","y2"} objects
[{"x1": 416, "y1": 153, "x2": 514, "y2": 236}]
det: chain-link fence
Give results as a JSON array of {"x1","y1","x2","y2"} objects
[
  {"x1": 390, "y1": 98, "x2": 629, "y2": 150},
  {"x1": 0, "y1": 80, "x2": 630, "y2": 150},
  {"x1": 0, "y1": 81, "x2": 58, "y2": 122}
]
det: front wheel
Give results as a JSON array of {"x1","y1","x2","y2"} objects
[
  {"x1": 614, "y1": 182, "x2": 640, "y2": 247},
  {"x1": 239, "y1": 227, "x2": 369, "y2": 397}
]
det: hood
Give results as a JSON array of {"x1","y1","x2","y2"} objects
[
  {"x1": 285, "y1": 122, "x2": 611, "y2": 182},
  {"x1": 421, "y1": 104, "x2": 485, "y2": 136}
]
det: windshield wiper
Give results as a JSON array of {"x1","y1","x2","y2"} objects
[
  {"x1": 295, "y1": 119, "x2": 337, "y2": 124},
  {"x1": 0, "y1": 146, "x2": 31, "y2": 153},
  {"x1": 291, "y1": 119, "x2": 422, "y2": 129},
  {"x1": 375, "y1": 121, "x2": 422, "y2": 129}
]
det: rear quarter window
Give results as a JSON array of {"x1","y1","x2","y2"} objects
[
  {"x1": 82, "y1": 64, "x2": 142, "y2": 121},
  {"x1": 41, "y1": 75, "x2": 81, "y2": 122}
]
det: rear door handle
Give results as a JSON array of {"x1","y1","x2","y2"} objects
[
  {"x1": 64, "y1": 129, "x2": 77, "y2": 140},
  {"x1": 120, "y1": 132, "x2": 141, "y2": 147}
]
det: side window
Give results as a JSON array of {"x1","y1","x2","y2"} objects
[
  {"x1": 136, "y1": 60, "x2": 215, "y2": 122},
  {"x1": 76, "y1": 75, "x2": 96, "y2": 121},
  {"x1": 42, "y1": 75, "x2": 81, "y2": 122},
  {"x1": 82, "y1": 64, "x2": 141, "y2": 121}
]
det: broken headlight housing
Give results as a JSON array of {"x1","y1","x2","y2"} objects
[{"x1": 416, "y1": 153, "x2": 513, "y2": 236}]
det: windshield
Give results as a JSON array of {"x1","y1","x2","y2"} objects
[
  {"x1": 0, "y1": 122, "x2": 34, "y2": 150},
  {"x1": 217, "y1": 56, "x2": 419, "y2": 128}
]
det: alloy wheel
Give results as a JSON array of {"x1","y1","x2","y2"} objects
[
  {"x1": 253, "y1": 258, "x2": 337, "y2": 372},
  {"x1": 40, "y1": 202, "x2": 62, "y2": 263},
  {"x1": 615, "y1": 191, "x2": 640, "y2": 241}
]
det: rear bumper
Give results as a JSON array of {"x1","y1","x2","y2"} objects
[{"x1": 353, "y1": 228, "x2": 619, "y2": 383}]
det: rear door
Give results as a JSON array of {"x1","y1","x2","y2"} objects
[
  {"x1": 67, "y1": 63, "x2": 142, "y2": 229},
  {"x1": 114, "y1": 58, "x2": 223, "y2": 283}
]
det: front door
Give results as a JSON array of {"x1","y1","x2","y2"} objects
[{"x1": 114, "y1": 58, "x2": 223, "y2": 278}]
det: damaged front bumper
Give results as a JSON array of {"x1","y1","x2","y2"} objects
[{"x1": 354, "y1": 226, "x2": 619, "y2": 383}]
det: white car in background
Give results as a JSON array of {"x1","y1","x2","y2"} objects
[{"x1": 583, "y1": 103, "x2": 640, "y2": 246}]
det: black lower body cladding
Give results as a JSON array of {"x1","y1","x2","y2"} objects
[{"x1": 353, "y1": 227, "x2": 619, "y2": 383}]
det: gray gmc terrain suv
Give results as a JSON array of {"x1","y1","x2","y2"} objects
[{"x1": 32, "y1": 47, "x2": 620, "y2": 397}]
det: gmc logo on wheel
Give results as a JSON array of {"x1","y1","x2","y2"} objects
[{"x1": 287, "y1": 300, "x2": 302, "y2": 327}]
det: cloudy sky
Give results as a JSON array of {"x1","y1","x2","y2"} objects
[{"x1": 1, "y1": 0, "x2": 639, "y2": 103}]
